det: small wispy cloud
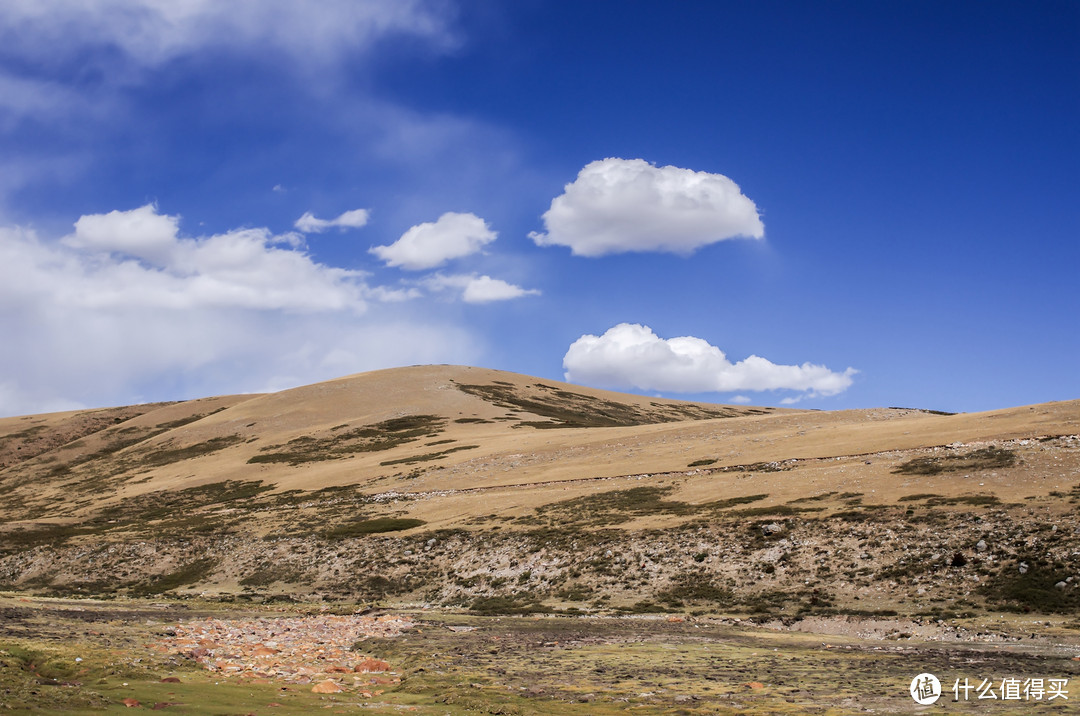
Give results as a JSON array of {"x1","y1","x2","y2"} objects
[
  {"x1": 423, "y1": 273, "x2": 539, "y2": 303},
  {"x1": 294, "y1": 209, "x2": 370, "y2": 233}
]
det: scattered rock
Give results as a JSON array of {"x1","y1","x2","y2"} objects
[
  {"x1": 311, "y1": 680, "x2": 343, "y2": 694},
  {"x1": 1055, "y1": 581, "x2": 1068, "y2": 590},
  {"x1": 761, "y1": 523, "x2": 783, "y2": 536},
  {"x1": 975, "y1": 540, "x2": 988, "y2": 552},
  {"x1": 354, "y1": 657, "x2": 390, "y2": 673},
  {"x1": 1019, "y1": 562, "x2": 1029, "y2": 574}
]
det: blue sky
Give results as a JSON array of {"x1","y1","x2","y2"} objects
[{"x1": 0, "y1": 1, "x2": 1076, "y2": 417}]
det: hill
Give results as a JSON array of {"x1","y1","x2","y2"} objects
[{"x1": 1, "y1": 365, "x2": 1078, "y2": 617}]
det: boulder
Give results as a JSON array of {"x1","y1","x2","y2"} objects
[
  {"x1": 311, "y1": 680, "x2": 343, "y2": 694},
  {"x1": 354, "y1": 657, "x2": 390, "y2": 673}
]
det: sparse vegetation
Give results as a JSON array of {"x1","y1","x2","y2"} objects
[
  {"x1": 893, "y1": 446, "x2": 1017, "y2": 475},
  {"x1": 130, "y1": 558, "x2": 217, "y2": 596},
  {"x1": 529, "y1": 486, "x2": 692, "y2": 526},
  {"x1": 982, "y1": 558, "x2": 1079, "y2": 614},
  {"x1": 323, "y1": 517, "x2": 426, "y2": 538},
  {"x1": 378, "y1": 444, "x2": 478, "y2": 466},
  {"x1": 455, "y1": 381, "x2": 738, "y2": 428},
  {"x1": 249, "y1": 414, "x2": 446, "y2": 465},
  {"x1": 238, "y1": 565, "x2": 309, "y2": 586},
  {"x1": 469, "y1": 593, "x2": 552, "y2": 615}
]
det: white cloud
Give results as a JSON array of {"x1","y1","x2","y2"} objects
[
  {"x1": 52, "y1": 205, "x2": 366, "y2": 312},
  {"x1": 295, "y1": 208, "x2": 371, "y2": 233},
  {"x1": 530, "y1": 158, "x2": 764, "y2": 257},
  {"x1": 563, "y1": 323, "x2": 856, "y2": 398},
  {"x1": 462, "y1": 276, "x2": 540, "y2": 304},
  {"x1": 422, "y1": 273, "x2": 540, "y2": 303},
  {"x1": 0, "y1": 1, "x2": 456, "y2": 69},
  {"x1": 64, "y1": 204, "x2": 181, "y2": 264},
  {"x1": 0, "y1": 207, "x2": 480, "y2": 416},
  {"x1": 371, "y1": 212, "x2": 497, "y2": 270}
]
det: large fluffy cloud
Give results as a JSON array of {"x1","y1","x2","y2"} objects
[
  {"x1": 530, "y1": 158, "x2": 764, "y2": 257},
  {"x1": 0, "y1": 206, "x2": 480, "y2": 416},
  {"x1": 371, "y1": 212, "x2": 497, "y2": 270},
  {"x1": 53, "y1": 205, "x2": 366, "y2": 312},
  {"x1": 563, "y1": 323, "x2": 855, "y2": 398},
  {"x1": 294, "y1": 209, "x2": 370, "y2": 233}
]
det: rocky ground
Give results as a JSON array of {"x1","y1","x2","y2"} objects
[
  {"x1": 1, "y1": 595, "x2": 1077, "y2": 714},
  {"x1": 3, "y1": 460, "x2": 1078, "y2": 619}
]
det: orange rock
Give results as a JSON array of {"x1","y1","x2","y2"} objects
[
  {"x1": 311, "y1": 680, "x2": 343, "y2": 694},
  {"x1": 354, "y1": 658, "x2": 390, "y2": 673},
  {"x1": 666, "y1": 616, "x2": 685, "y2": 623},
  {"x1": 122, "y1": 697, "x2": 140, "y2": 707},
  {"x1": 746, "y1": 681, "x2": 765, "y2": 690}
]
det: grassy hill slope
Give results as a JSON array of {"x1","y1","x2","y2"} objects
[{"x1": 1, "y1": 365, "x2": 1077, "y2": 618}]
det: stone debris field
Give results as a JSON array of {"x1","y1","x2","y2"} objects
[{"x1": 154, "y1": 613, "x2": 412, "y2": 694}]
